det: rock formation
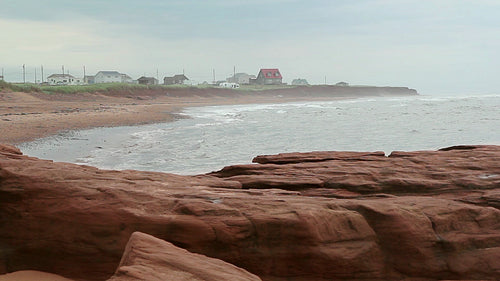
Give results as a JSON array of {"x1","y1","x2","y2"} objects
[
  {"x1": 0, "y1": 144, "x2": 499, "y2": 281},
  {"x1": 108, "y1": 232, "x2": 261, "y2": 281}
]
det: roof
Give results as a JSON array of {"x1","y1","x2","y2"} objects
[
  {"x1": 47, "y1": 74, "x2": 75, "y2": 78},
  {"x1": 173, "y1": 74, "x2": 188, "y2": 80},
  {"x1": 259, "y1": 69, "x2": 282, "y2": 79},
  {"x1": 96, "y1": 71, "x2": 121, "y2": 76},
  {"x1": 138, "y1": 76, "x2": 157, "y2": 81}
]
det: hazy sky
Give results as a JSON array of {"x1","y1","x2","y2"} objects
[{"x1": 1, "y1": 0, "x2": 499, "y2": 94}]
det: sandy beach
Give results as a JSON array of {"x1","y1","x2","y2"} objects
[
  {"x1": 0, "y1": 91, "x2": 301, "y2": 144},
  {"x1": 0, "y1": 86, "x2": 418, "y2": 145}
]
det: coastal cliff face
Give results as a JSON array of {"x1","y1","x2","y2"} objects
[
  {"x1": 0, "y1": 144, "x2": 499, "y2": 281},
  {"x1": 99, "y1": 84, "x2": 419, "y2": 99}
]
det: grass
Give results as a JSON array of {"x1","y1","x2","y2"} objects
[
  {"x1": 0, "y1": 80, "x2": 41, "y2": 93},
  {"x1": 0, "y1": 80, "x2": 297, "y2": 95},
  {"x1": 40, "y1": 83, "x2": 157, "y2": 94},
  {"x1": 238, "y1": 84, "x2": 296, "y2": 91}
]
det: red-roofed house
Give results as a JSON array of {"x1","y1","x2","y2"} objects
[{"x1": 251, "y1": 68, "x2": 283, "y2": 85}]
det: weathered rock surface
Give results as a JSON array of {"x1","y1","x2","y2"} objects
[
  {"x1": 0, "y1": 144, "x2": 499, "y2": 281},
  {"x1": 108, "y1": 232, "x2": 262, "y2": 281}
]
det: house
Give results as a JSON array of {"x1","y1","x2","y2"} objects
[
  {"x1": 291, "y1": 78, "x2": 309, "y2": 86},
  {"x1": 335, "y1": 81, "x2": 349, "y2": 87},
  {"x1": 164, "y1": 74, "x2": 189, "y2": 85},
  {"x1": 251, "y1": 69, "x2": 283, "y2": 85},
  {"x1": 121, "y1": 73, "x2": 134, "y2": 84},
  {"x1": 137, "y1": 76, "x2": 158, "y2": 85},
  {"x1": 84, "y1": 75, "x2": 95, "y2": 84},
  {"x1": 47, "y1": 74, "x2": 83, "y2": 85},
  {"x1": 226, "y1": 73, "x2": 256, "y2": 85},
  {"x1": 94, "y1": 71, "x2": 133, "y2": 83}
]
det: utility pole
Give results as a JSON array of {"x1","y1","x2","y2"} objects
[
  {"x1": 1, "y1": 67, "x2": 4, "y2": 81},
  {"x1": 233, "y1": 65, "x2": 236, "y2": 82},
  {"x1": 41, "y1": 65, "x2": 44, "y2": 83},
  {"x1": 83, "y1": 65, "x2": 86, "y2": 78},
  {"x1": 23, "y1": 64, "x2": 26, "y2": 84},
  {"x1": 62, "y1": 65, "x2": 65, "y2": 76},
  {"x1": 34, "y1": 67, "x2": 37, "y2": 84},
  {"x1": 324, "y1": 76, "x2": 327, "y2": 85},
  {"x1": 156, "y1": 68, "x2": 159, "y2": 84},
  {"x1": 212, "y1": 69, "x2": 216, "y2": 85}
]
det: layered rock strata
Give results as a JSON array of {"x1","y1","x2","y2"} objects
[
  {"x1": 108, "y1": 232, "x2": 261, "y2": 281},
  {"x1": 0, "y1": 144, "x2": 499, "y2": 281}
]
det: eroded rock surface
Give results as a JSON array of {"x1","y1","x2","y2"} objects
[
  {"x1": 0, "y1": 144, "x2": 499, "y2": 281},
  {"x1": 108, "y1": 232, "x2": 261, "y2": 281}
]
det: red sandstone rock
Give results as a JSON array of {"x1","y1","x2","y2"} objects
[
  {"x1": 0, "y1": 144, "x2": 499, "y2": 281},
  {"x1": 212, "y1": 145, "x2": 500, "y2": 197},
  {"x1": 108, "y1": 232, "x2": 262, "y2": 281}
]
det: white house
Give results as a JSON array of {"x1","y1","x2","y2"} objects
[
  {"x1": 47, "y1": 74, "x2": 83, "y2": 85},
  {"x1": 94, "y1": 71, "x2": 133, "y2": 83}
]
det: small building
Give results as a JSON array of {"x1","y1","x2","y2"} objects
[
  {"x1": 47, "y1": 74, "x2": 82, "y2": 85},
  {"x1": 137, "y1": 76, "x2": 158, "y2": 85},
  {"x1": 219, "y1": 82, "x2": 240, "y2": 89},
  {"x1": 335, "y1": 81, "x2": 349, "y2": 87},
  {"x1": 94, "y1": 71, "x2": 133, "y2": 84},
  {"x1": 226, "y1": 73, "x2": 256, "y2": 85},
  {"x1": 291, "y1": 78, "x2": 309, "y2": 86},
  {"x1": 251, "y1": 69, "x2": 283, "y2": 85},
  {"x1": 121, "y1": 73, "x2": 134, "y2": 84},
  {"x1": 84, "y1": 75, "x2": 95, "y2": 85},
  {"x1": 164, "y1": 74, "x2": 189, "y2": 85}
]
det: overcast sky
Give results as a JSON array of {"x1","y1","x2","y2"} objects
[{"x1": 1, "y1": 0, "x2": 499, "y2": 94}]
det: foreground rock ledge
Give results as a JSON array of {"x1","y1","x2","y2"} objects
[
  {"x1": 0, "y1": 144, "x2": 499, "y2": 281},
  {"x1": 108, "y1": 232, "x2": 261, "y2": 281}
]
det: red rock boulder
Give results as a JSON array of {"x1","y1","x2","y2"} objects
[{"x1": 108, "y1": 232, "x2": 262, "y2": 281}]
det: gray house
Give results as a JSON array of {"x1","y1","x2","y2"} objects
[
  {"x1": 137, "y1": 76, "x2": 158, "y2": 85},
  {"x1": 250, "y1": 69, "x2": 283, "y2": 85},
  {"x1": 291, "y1": 79, "x2": 309, "y2": 86},
  {"x1": 226, "y1": 73, "x2": 256, "y2": 85},
  {"x1": 164, "y1": 74, "x2": 189, "y2": 85},
  {"x1": 94, "y1": 71, "x2": 133, "y2": 83}
]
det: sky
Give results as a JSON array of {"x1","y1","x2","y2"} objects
[{"x1": 1, "y1": 0, "x2": 500, "y2": 94}]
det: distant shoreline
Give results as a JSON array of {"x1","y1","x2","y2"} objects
[{"x1": 0, "y1": 85, "x2": 418, "y2": 144}]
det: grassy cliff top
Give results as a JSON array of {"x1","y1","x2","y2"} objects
[{"x1": 0, "y1": 81, "x2": 296, "y2": 94}]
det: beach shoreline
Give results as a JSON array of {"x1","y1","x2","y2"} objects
[{"x1": 0, "y1": 86, "x2": 417, "y2": 144}]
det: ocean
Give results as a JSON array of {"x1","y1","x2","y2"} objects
[{"x1": 19, "y1": 94, "x2": 500, "y2": 175}]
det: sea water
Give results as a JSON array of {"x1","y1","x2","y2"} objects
[{"x1": 19, "y1": 94, "x2": 500, "y2": 175}]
